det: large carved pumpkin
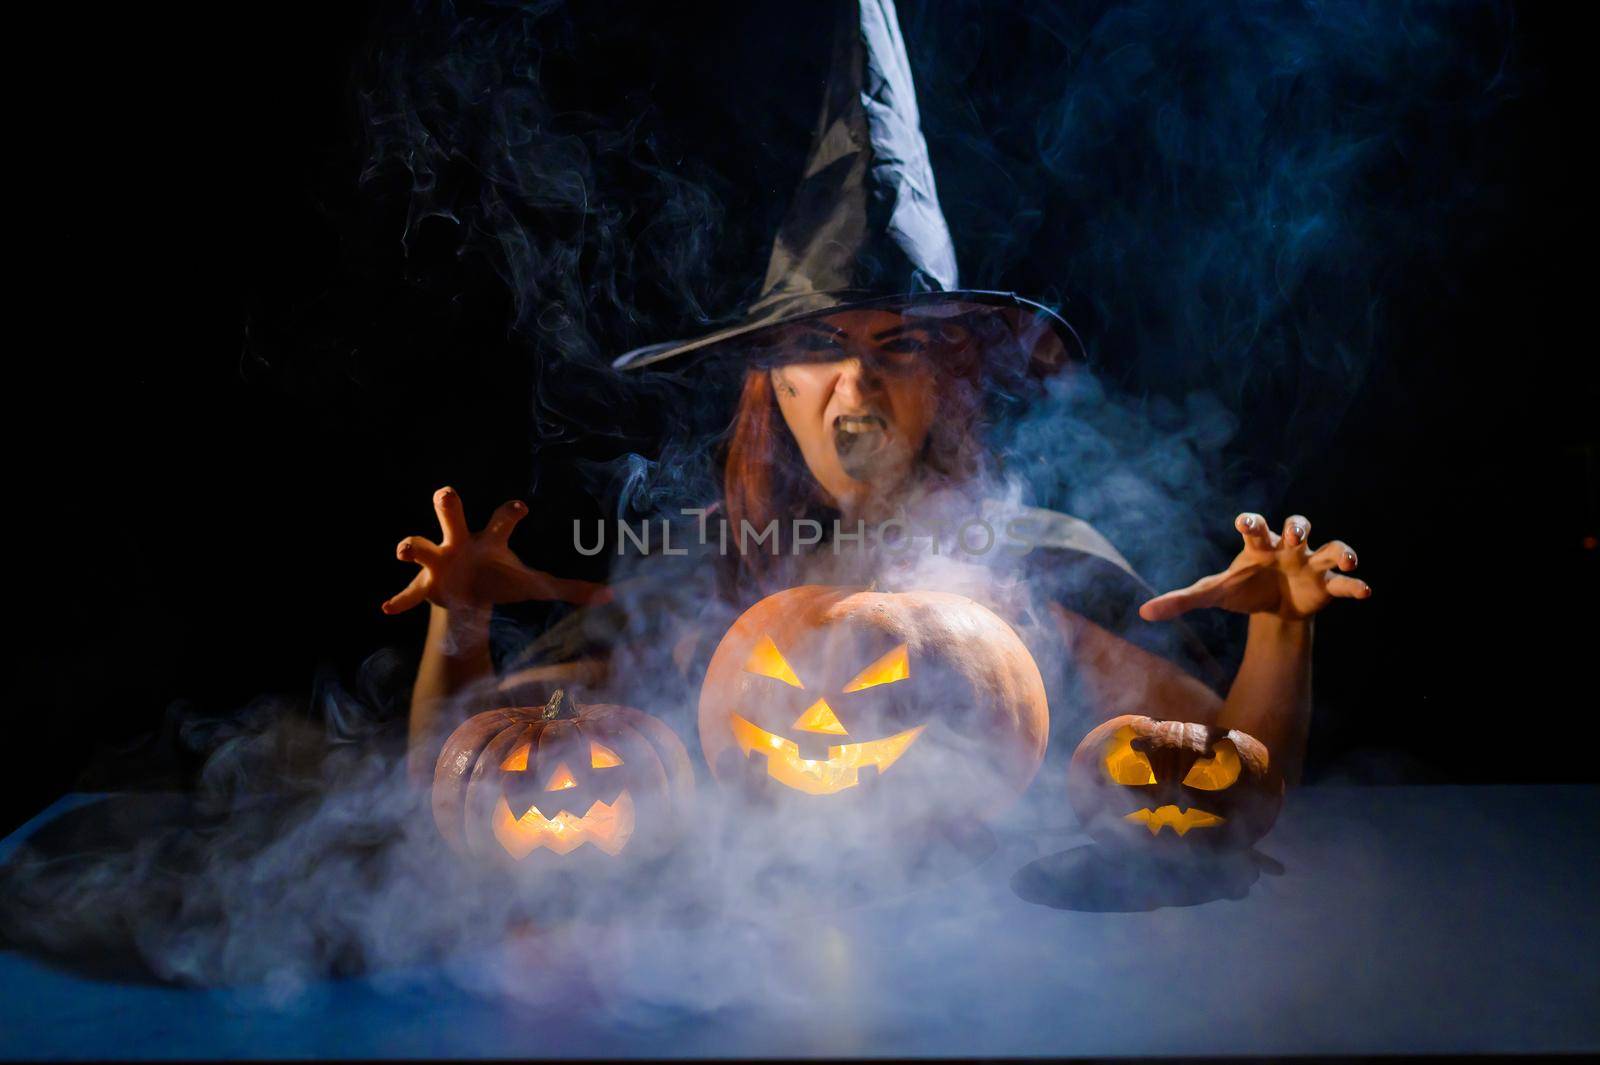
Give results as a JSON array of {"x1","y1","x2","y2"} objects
[
  {"x1": 1067, "y1": 715, "x2": 1283, "y2": 854},
  {"x1": 698, "y1": 585, "x2": 1049, "y2": 828},
  {"x1": 433, "y1": 690, "x2": 695, "y2": 870}
]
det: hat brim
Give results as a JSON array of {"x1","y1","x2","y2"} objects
[{"x1": 610, "y1": 290, "x2": 1085, "y2": 373}]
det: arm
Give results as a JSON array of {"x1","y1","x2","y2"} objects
[
  {"x1": 1052, "y1": 605, "x2": 1316, "y2": 784},
  {"x1": 1217, "y1": 614, "x2": 1313, "y2": 785},
  {"x1": 1134, "y1": 511, "x2": 1369, "y2": 785},
  {"x1": 383, "y1": 486, "x2": 612, "y2": 785},
  {"x1": 406, "y1": 604, "x2": 494, "y2": 783},
  {"x1": 1048, "y1": 603, "x2": 1224, "y2": 726}
]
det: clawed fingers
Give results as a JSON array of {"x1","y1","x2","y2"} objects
[
  {"x1": 1326, "y1": 573, "x2": 1372, "y2": 599},
  {"x1": 433, "y1": 486, "x2": 469, "y2": 547},
  {"x1": 1310, "y1": 540, "x2": 1358, "y2": 573},
  {"x1": 396, "y1": 535, "x2": 442, "y2": 566},
  {"x1": 485, "y1": 499, "x2": 528, "y2": 544},
  {"x1": 382, "y1": 571, "x2": 429, "y2": 615},
  {"x1": 1236, "y1": 512, "x2": 1278, "y2": 551},
  {"x1": 1283, "y1": 514, "x2": 1310, "y2": 548}
]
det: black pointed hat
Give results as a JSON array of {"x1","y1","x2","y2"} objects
[{"x1": 612, "y1": 0, "x2": 1082, "y2": 372}]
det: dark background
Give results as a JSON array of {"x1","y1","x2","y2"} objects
[{"x1": 9, "y1": 0, "x2": 1592, "y2": 836}]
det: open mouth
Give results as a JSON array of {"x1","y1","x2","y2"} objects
[
  {"x1": 492, "y1": 791, "x2": 636, "y2": 857},
  {"x1": 1123, "y1": 804, "x2": 1225, "y2": 837},
  {"x1": 730, "y1": 712, "x2": 924, "y2": 796},
  {"x1": 832, "y1": 414, "x2": 891, "y2": 476}
]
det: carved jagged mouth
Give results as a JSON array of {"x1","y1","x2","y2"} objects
[
  {"x1": 492, "y1": 791, "x2": 635, "y2": 857},
  {"x1": 1123, "y1": 804, "x2": 1225, "y2": 836},
  {"x1": 730, "y1": 712, "x2": 924, "y2": 796}
]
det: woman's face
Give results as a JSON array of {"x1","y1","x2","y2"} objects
[{"x1": 767, "y1": 308, "x2": 942, "y2": 515}]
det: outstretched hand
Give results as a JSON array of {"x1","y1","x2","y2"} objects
[
  {"x1": 382, "y1": 486, "x2": 611, "y2": 615},
  {"x1": 1139, "y1": 512, "x2": 1370, "y2": 623}
]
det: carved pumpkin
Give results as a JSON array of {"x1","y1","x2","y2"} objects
[
  {"x1": 433, "y1": 690, "x2": 695, "y2": 869},
  {"x1": 1067, "y1": 715, "x2": 1283, "y2": 854},
  {"x1": 698, "y1": 585, "x2": 1049, "y2": 826}
]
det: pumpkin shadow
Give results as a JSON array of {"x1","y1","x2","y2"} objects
[{"x1": 1009, "y1": 843, "x2": 1281, "y2": 912}]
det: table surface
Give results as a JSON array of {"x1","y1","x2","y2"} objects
[{"x1": 2, "y1": 784, "x2": 1597, "y2": 1060}]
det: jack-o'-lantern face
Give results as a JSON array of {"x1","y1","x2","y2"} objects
[
  {"x1": 433, "y1": 690, "x2": 696, "y2": 870},
  {"x1": 491, "y1": 733, "x2": 634, "y2": 857},
  {"x1": 700, "y1": 586, "x2": 1049, "y2": 824},
  {"x1": 728, "y1": 633, "x2": 926, "y2": 796},
  {"x1": 1067, "y1": 715, "x2": 1283, "y2": 854}
]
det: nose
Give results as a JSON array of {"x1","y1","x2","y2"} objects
[{"x1": 832, "y1": 354, "x2": 882, "y2": 409}]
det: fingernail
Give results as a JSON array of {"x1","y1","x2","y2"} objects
[
  {"x1": 1242, "y1": 515, "x2": 1255, "y2": 529},
  {"x1": 1293, "y1": 524, "x2": 1306, "y2": 540},
  {"x1": 1345, "y1": 550, "x2": 1356, "y2": 565},
  {"x1": 512, "y1": 501, "x2": 526, "y2": 512}
]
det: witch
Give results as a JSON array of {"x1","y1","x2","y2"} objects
[{"x1": 383, "y1": 0, "x2": 1370, "y2": 788}]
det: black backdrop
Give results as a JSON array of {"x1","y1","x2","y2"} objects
[{"x1": 9, "y1": 0, "x2": 1593, "y2": 836}]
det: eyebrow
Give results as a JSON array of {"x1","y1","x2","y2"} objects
[{"x1": 871, "y1": 322, "x2": 936, "y2": 342}]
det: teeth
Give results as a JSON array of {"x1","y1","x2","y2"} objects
[{"x1": 836, "y1": 416, "x2": 886, "y2": 434}]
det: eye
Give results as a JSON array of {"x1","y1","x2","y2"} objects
[
  {"x1": 1182, "y1": 739, "x2": 1241, "y2": 791},
  {"x1": 842, "y1": 644, "x2": 910, "y2": 692},
  {"x1": 743, "y1": 634, "x2": 804, "y2": 688},
  {"x1": 500, "y1": 741, "x2": 531, "y2": 772},
  {"x1": 1104, "y1": 726, "x2": 1157, "y2": 786},
  {"x1": 877, "y1": 337, "x2": 927, "y2": 361},
  {"x1": 590, "y1": 741, "x2": 623, "y2": 769}
]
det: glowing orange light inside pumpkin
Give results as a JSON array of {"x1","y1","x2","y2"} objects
[
  {"x1": 841, "y1": 643, "x2": 910, "y2": 692},
  {"x1": 792, "y1": 698, "x2": 848, "y2": 735},
  {"x1": 729, "y1": 712, "x2": 924, "y2": 795},
  {"x1": 500, "y1": 742, "x2": 531, "y2": 772},
  {"x1": 1123, "y1": 804, "x2": 1226, "y2": 836},
  {"x1": 744, "y1": 634, "x2": 803, "y2": 688},
  {"x1": 589, "y1": 741, "x2": 623, "y2": 768},
  {"x1": 1103, "y1": 726, "x2": 1157, "y2": 785},
  {"x1": 1181, "y1": 739, "x2": 1242, "y2": 791},
  {"x1": 545, "y1": 762, "x2": 579, "y2": 791},
  {"x1": 491, "y1": 792, "x2": 636, "y2": 857}
]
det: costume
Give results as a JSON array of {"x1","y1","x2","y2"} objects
[{"x1": 499, "y1": 0, "x2": 1225, "y2": 752}]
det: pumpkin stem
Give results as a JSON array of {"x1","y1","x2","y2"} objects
[{"x1": 542, "y1": 688, "x2": 569, "y2": 720}]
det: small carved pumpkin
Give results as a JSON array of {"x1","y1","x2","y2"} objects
[
  {"x1": 1067, "y1": 715, "x2": 1283, "y2": 854},
  {"x1": 433, "y1": 690, "x2": 694, "y2": 869},
  {"x1": 698, "y1": 585, "x2": 1049, "y2": 826}
]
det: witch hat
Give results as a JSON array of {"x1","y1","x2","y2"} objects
[{"x1": 611, "y1": 0, "x2": 1082, "y2": 372}]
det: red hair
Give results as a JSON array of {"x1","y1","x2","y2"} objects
[{"x1": 722, "y1": 370, "x2": 814, "y2": 577}]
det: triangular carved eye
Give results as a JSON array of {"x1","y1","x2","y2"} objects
[
  {"x1": 1104, "y1": 727, "x2": 1157, "y2": 786},
  {"x1": 744, "y1": 634, "x2": 804, "y2": 688},
  {"x1": 544, "y1": 762, "x2": 579, "y2": 791},
  {"x1": 791, "y1": 697, "x2": 848, "y2": 735},
  {"x1": 590, "y1": 741, "x2": 623, "y2": 769},
  {"x1": 500, "y1": 742, "x2": 531, "y2": 772},
  {"x1": 842, "y1": 644, "x2": 910, "y2": 693},
  {"x1": 1182, "y1": 739, "x2": 1241, "y2": 791}
]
